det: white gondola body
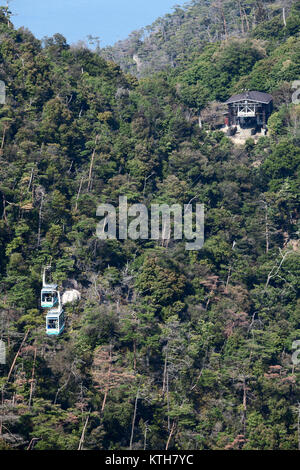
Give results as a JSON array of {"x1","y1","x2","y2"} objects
[
  {"x1": 41, "y1": 283, "x2": 59, "y2": 309},
  {"x1": 41, "y1": 268, "x2": 66, "y2": 336},
  {"x1": 46, "y1": 291, "x2": 64, "y2": 336},
  {"x1": 46, "y1": 308, "x2": 65, "y2": 336}
]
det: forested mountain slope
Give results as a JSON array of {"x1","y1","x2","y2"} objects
[
  {"x1": 101, "y1": 0, "x2": 294, "y2": 76},
  {"x1": 0, "y1": 2, "x2": 299, "y2": 450}
]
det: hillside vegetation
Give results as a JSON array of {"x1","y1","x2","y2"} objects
[
  {"x1": 101, "y1": 0, "x2": 295, "y2": 76},
  {"x1": 0, "y1": 2, "x2": 299, "y2": 450}
]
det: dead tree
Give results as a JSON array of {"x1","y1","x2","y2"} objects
[
  {"x1": 28, "y1": 345, "x2": 37, "y2": 407},
  {"x1": 75, "y1": 175, "x2": 84, "y2": 212},
  {"x1": 92, "y1": 345, "x2": 135, "y2": 415},
  {"x1": 129, "y1": 388, "x2": 139, "y2": 450},
  {"x1": 87, "y1": 135, "x2": 99, "y2": 192},
  {"x1": 77, "y1": 409, "x2": 91, "y2": 450},
  {"x1": 265, "y1": 249, "x2": 293, "y2": 290},
  {"x1": 165, "y1": 420, "x2": 177, "y2": 450}
]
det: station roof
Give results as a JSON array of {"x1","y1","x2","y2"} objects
[{"x1": 225, "y1": 91, "x2": 273, "y2": 104}]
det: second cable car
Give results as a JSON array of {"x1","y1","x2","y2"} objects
[{"x1": 46, "y1": 292, "x2": 65, "y2": 336}]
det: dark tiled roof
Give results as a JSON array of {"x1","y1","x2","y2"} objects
[{"x1": 225, "y1": 91, "x2": 273, "y2": 104}]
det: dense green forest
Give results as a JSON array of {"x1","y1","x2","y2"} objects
[
  {"x1": 101, "y1": 0, "x2": 294, "y2": 76},
  {"x1": 0, "y1": 0, "x2": 299, "y2": 450}
]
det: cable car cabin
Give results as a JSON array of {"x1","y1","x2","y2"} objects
[
  {"x1": 46, "y1": 308, "x2": 65, "y2": 336},
  {"x1": 41, "y1": 284, "x2": 58, "y2": 309}
]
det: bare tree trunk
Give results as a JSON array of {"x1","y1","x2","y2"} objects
[
  {"x1": 260, "y1": 200, "x2": 270, "y2": 254},
  {"x1": 37, "y1": 193, "x2": 44, "y2": 248},
  {"x1": 265, "y1": 250, "x2": 292, "y2": 290},
  {"x1": 1, "y1": 330, "x2": 30, "y2": 433},
  {"x1": 27, "y1": 438, "x2": 40, "y2": 450},
  {"x1": 283, "y1": 7, "x2": 287, "y2": 27},
  {"x1": 218, "y1": 1, "x2": 228, "y2": 39},
  {"x1": 297, "y1": 403, "x2": 300, "y2": 451},
  {"x1": 238, "y1": 1, "x2": 245, "y2": 34},
  {"x1": 198, "y1": 114, "x2": 202, "y2": 129},
  {"x1": 143, "y1": 422, "x2": 149, "y2": 450},
  {"x1": 27, "y1": 166, "x2": 35, "y2": 192},
  {"x1": 87, "y1": 135, "x2": 99, "y2": 192},
  {"x1": 0, "y1": 387, "x2": 4, "y2": 435},
  {"x1": 1, "y1": 125, "x2": 7, "y2": 150},
  {"x1": 54, "y1": 363, "x2": 75, "y2": 405},
  {"x1": 162, "y1": 350, "x2": 168, "y2": 395},
  {"x1": 78, "y1": 410, "x2": 90, "y2": 450},
  {"x1": 101, "y1": 345, "x2": 112, "y2": 413},
  {"x1": 28, "y1": 346, "x2": 37, "y2": 407},
  {"x1": 190, "y1": 348, "x2": 209, "y2": 391},
  {"x1": 75, "y1": 176, "x2": 84, "y2": 212},
  {"x1": 206, "y1": 26, "x2": 212, "y2": 42},
  {"x1": 242, "y1": 6, "x2": 250, "y2": 32},
  {"x1": 7, "y1": 329, "x2": 30, "y2": 382},
  {"x1": 222, "y1": 10, "x2": 228, "y2": 39},
  {"x1": 166, "y1": 369, "x2": 170, "y2": 431},
  {"x1": 143, "y1": 172, "x2": 154, "y2": 199},
  {"x1": 242, "y1": 376, "x2": 247, "y2": 436},
  {"x1": 165, "y1": 421, "x2": 176, "y2": 450},
  {"x1": 225, "y1": 265, "x2": 232, "y2": 292},
  {"x1": 129, "y1": 388, "x2": 139, "y2": 450},
  {"x1": 265, "y1": 214, "x2": 269, "y2": 254},
  {"x1": 2, "y1": 195, "x2": 8, "y2": 224},
  {"x1": 264, "y1": 203, "x2": 270, "y2": 254},
  {"x1": 133, "y1": 338, "x2": 137, "y2": 371}
]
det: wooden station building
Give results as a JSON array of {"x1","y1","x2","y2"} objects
[{"x1": 224, "y1": 91, "x2": 273, "y2": 129}]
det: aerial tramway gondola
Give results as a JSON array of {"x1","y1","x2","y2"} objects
[
  {"x1": 41, "y1": 266, "x2": 65, "y2": 336},
  {"x1": 41, "y1": 266, "x2": 58, "y2": 309},
  {"x1": 46, "y1": 291, "x2": 65, "y2": 336}
]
